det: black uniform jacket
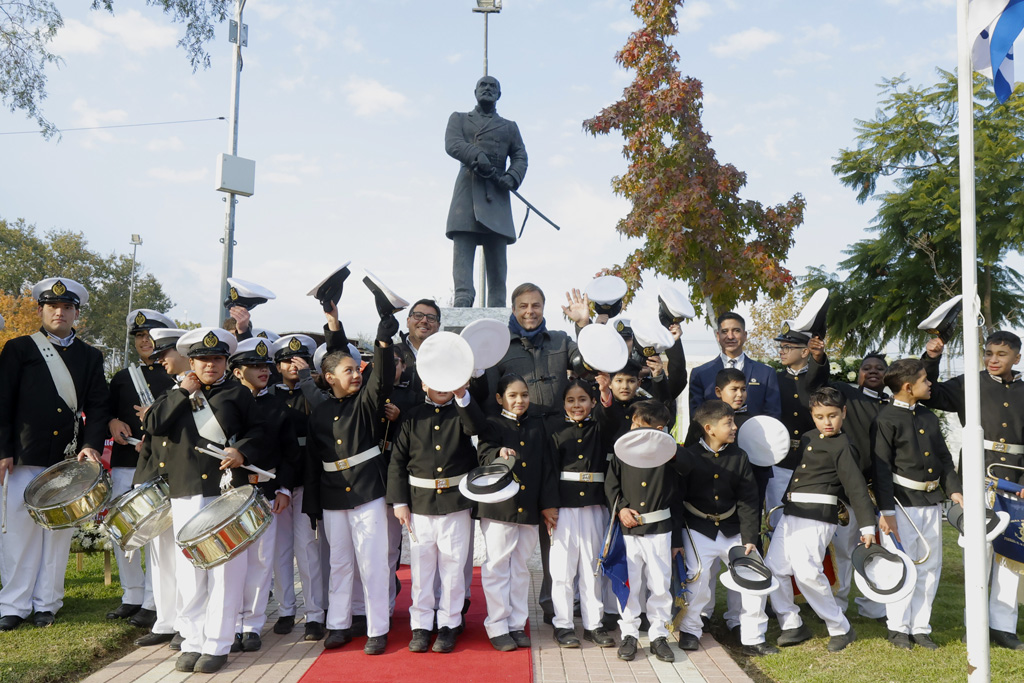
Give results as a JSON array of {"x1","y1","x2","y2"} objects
[
  {"x1": 270, "y1": 376, "x2": 326, "y2": 490},
  {"x1": 639, "y1": 338, "x2": 688, "y2": 407},
  {"x1": 831, "y1": 382, "x2": 888, "y2": 475},
  {"x1": 476, "y1": 327, "x2": 576, "y2": 423},
  {"x1": 230, "y1": 390, "x2": 299, "y2": 497},
  {"x1": 386, "y1": 397, "x2": 486, "y2": 515},
  {"x1": 922, "y1": 354, "x2": 1024, "y2": 485},
  {"x1": 777, "y1": 359, "x2": 829, "y2": 469},
  {"x1": 142, "y1": 376, "x2": 264, "y2": 498},
  {"x1": 551, "y1": 414, "x2": 608, "y2": 509},
  {"x1": 605, "y1": 446, "x2": 681, "y2": 544},
  {"x1": 303, "y1": 343, "x2": 393, "y2": 515},
  {"x1": 108, "y1": 362, "x2": 175, "y2": 468},
  {"x1": 871, "y1": 403, "x2": 962, "y2": 510},
  {"x1": 601, "y1": 395, "x2": 641, "y2": 455},
  {"x1": 674, "y1": 441, "x2": 759, "y2": 544},
  {"x1": 0, "y1": 331, "x2": 110, "y2": 466},
  {"x1": 476, "y1": 411, "x2": 558, "y2": 525},
  {"x1": 377, "y1": 383, "x2": 419, "y2": 457},
  {"x1": 783, "y1": 429, "x2": 875, "y2": 527}
]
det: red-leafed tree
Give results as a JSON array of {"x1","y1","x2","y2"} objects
[{"x1": 582, "y1": 0, "x2": 806, "y2": 321}]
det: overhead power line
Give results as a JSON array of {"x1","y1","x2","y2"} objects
[{"x1": 0, "y1": 116, "x2": 226, "y2": 136}]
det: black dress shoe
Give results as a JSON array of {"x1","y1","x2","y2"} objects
[
  {"x1": 489, "y1": 633, "x2": 517, "y2": 652},
  {"x1": 617, "y1": 635, "x2": 638, "y2": 661},
  {"x1": 230, "y1": 632, "x2": 243, "y2": 653},
  {"x1": 990, "y1": 629, "x2": 1024, "y2": 650},
  {"x1": 509, "y1": 630, "x2": 530, "y2": 648},
  {"x1": 364, "y1": 634, "x2": 388, "y2": 655},
  {"x1": 433, "y1": 626, "x2": 457, "y2": 653},
  {"x1": 324, "y1": 629, "x2": 352, "y2": 649},
  {"x1": 554, "y1": 628, "x2": 580, "y2": 648},
  {"x1": 677, "y1": 632, "x2": 701, "y2": 651},
  {"x1": 741, "y1": 642, "x2": 780, "y2": 656},
  {"x1": 777, "y1": 623, "x2": 812, "y2": 647},
  {"x1": 175, "y1": 652, "x2": 201, "y2": 672},
  {"x1": 350, "y1": 614, "x2": 367, "y2": 637},
  {"x1": 910, "y1": 633, "x2": 938, "y2": 650},
  {"x1": 106, "y1": 603, "x2": 141, "y2": 620},
  {"x1": 128, "y1": 608, "x2": 157, "y2": 629},
  {"x1": 409, "y1": 628, "x2": 432, "y2": 653},
  {"x1": 650, "y1": 636, "x2": 674, "y2": 662},
  {"x1": 304, "y1": 621, "x2": 325, "y2": 642},
  {"x1": 134, "y1": 631, "x2": 175, "y2": 646},
  {"x1": 0, "y1": 615, "x2": 24, "y2": 632},
  {"x1": 827, "y1": 627, "x2": 856, "y2": 653},
  {"x1": 273, "y1": 615, "x2": 295, "y2": 634},
  {"x1": 194, "y1": 653, "x2": 228, "y2": 673},
  {"x1": 169, "y1": 633, "x2": 184, "y2": 651},
  {"x1": 887, "y1": 630, "x2": 913, "y2": 650},
  {"x1": 240, "y1": 633, "x2": 262, "y2": 652},
  {"x1": 583, "y1": 628, "x2": 615, "y2": 647},
  {"x1": 31, "y1": 611, "x2": 55, "y2": 628}
]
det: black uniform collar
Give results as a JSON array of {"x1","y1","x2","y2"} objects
[
  {"x1": 734, "y1": 404, "x2": 748, "y2": 414},
  {"x1": 860, "y1": 386, "x2": 883, "y2": 400},
  {"x1": 892, "y1": 398, "x2": 916, "y2": 411},
  {"x1": 564, "y1": 414, "x2": 593, "y2": 424},
  {"x1": 425, "y1": 396, "x2": 454, "y2": 408},
  {"x1": 786, "y1": 364, "x2": 809, "y2": 376},
  {"x1": 500, "y1": 408, "x2": 522, "y2": 421},
  {"x1": 988, "y1": 371, "x2": 1023, "y2": 385},
  {"x1": 699, "y1": 438, "x2": 727, "y2": 454}
]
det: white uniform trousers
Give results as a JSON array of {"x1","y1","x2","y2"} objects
[
  {"x1": 171, "y1": 495, "x2": 246, "y2": 656},
  {"x1": 766, "y1": 514, "x2": 850, "y2": 636},
  {"x1": 323, "y1": 496, "x2": 389, "y2": 636},
  {"x1": 237, "y1": 512, "x2": 277, "y2": 633},
  {"x1": 881, "y1": 504, "x2": 942, "y2": 635},
  {"x1": 0, "y1": 466, "x2": 74, "y2": 618},
  {"x1": 831, "y1": 506, "x2": 885, "y2": 617},
  {"x1": 437, "y1": 521, "x2": 475, "y2": 603},
  {"x1": 110, "y1": 467, "x2": 154, "y2": 609},
  {"x1": 619, "y1": 531, "x2": 672, "y2": 640},
  {"x1": 408, "y1": 509, "x2": 472, "y2": 631},
  {"x1": 481, "y1": 519, "x2": 538, "y2": 639},
  {"x1": 680, "y1": 530, "x2": 767, "y2": 645},
  {"x1": 550, "y1": 505, "x2": 605, "y2": 630},
  {"x1": 146, "y1": 523, "x2": 179, "y2": 635},
  {"x1": 272, "y1": 487, "x2": 326, "y2": 623},
  {"x1": 387, "y1": 504, "x2": 402, "y2": 615},
  {"x1": 989, "y1": 552, "x2": 1021, "y2": 633},
  {"x1": 765, "y1": 466, "x2": 794, "y2": 530}
]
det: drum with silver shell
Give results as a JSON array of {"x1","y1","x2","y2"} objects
[
  {"x1": 176, "y1": 485, "x2": 273, "y2": 569},
  {"x1": 101, "y1": 475, "x2": 173, "y2": 551},
  {"x1": 23, "y1": 459, "x2": 112, "y2": 529}
]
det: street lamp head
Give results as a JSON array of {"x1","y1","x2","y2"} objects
[
  {"x1": 130, "y1": 234, "x2": 143, "y2": 246},
  {"x1": 473, "y1": 0, "x2": 501, "y2": 12}
]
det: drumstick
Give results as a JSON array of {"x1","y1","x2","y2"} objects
[
  {"x1": 124, "y1": 436, "x2": 142, "y2": 446},
  {"x1": 194, "y1": 446, "x2": 277, "y2": 480},
  {"x1": 2, "y1": 475, "x2": 8, "y2": 534},
  {"x1": 406, "y1": 518, "x2": 417, "y2": 544}
]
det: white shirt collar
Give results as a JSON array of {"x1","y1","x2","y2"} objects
[
  {"x1": 892, "y1": 398, "x2": 916, "y2": 411},
  {"x1": 699, "y1": 438, "x2": 726, "y2": 453},
  {"x1": 720, "y1": 352, "x2": 745, "y2": 372},
  {"x1": 786, "y1": 364, "x2": 809, "y2": 376},
  {"x1": 46, "y1": 329, "x2": 76, "y2": 347}
]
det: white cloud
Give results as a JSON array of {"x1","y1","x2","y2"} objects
[
  {"x1": 91, "y1": 10, "x2": 178, "y2": 53},
  {"x1": 52, "y1": 19, "x2": 104, "y2": 54},
  {"x1": 678, "y1": 0, "x2": 714, "y2": 34},
  {"x1": 773, "y1": 68, "x2": 797, "y2": 78},
  {"x1": 146, "y1": 136, "x2": 183, "y2": 152},
  {"x1": 262, "y1": 172, "x2": 301, "y2": 185},
  {"x1": 148, "y1": 167, "x2": 208, "y2": 183},
  {"x1": 341, "y1": 27, "x2": 363, "y2": 53},
  {"x1": 71, "y1": 98, "x2": 128, "y2": 127},
  {"x1": 761, "y1": 132, "x2": 782, "y2": 161},
  {"x1": 446, "y1": 53, "x2": 464, "y2": 64},
  {"x1": 609, "y1": 19, "x2": 638, "y2": 34},
  {"x1": 710, "y1": 27, "x2": 782, "y2": 59},
  {"x1": 344, "y1": 77, "x2": 408, "y2": 117}
]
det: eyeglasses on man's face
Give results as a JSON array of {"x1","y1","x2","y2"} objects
[{"x1": 409, "y1": 311, "x2": 440, "y2": 324}]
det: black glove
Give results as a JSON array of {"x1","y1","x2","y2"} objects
[
  {"x1": 474, "y1": 151, "x2": 493, "y2": 177},
  {"x1": 376, "y1": 315, "x2": 399, "y2": 343},
  {"x1": 497, "y1": 174, "x2": 516, "y2": 191}
]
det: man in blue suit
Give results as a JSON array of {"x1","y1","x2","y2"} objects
[{"x1": 689, "y1": 312, "x2": 781, "y2": 420}]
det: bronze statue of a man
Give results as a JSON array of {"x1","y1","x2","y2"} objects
[{"x1": 445, "y1": 76, "x2": 528, "y2": 308}]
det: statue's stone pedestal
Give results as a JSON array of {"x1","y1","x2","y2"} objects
[{"x1": 440, "y1": 306, "x2": 511, "y2": 334}]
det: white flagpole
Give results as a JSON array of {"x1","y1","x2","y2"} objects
[{"x1": 956, "y1": 1, "x2": 991, "y2": 680}]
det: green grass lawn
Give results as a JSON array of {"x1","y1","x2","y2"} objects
[
  {"x1": 707, "y1": 526, "x2": 1024, "y2": 683},
  {"x1": 0, "y1": 553, "x2": 143, "y2": 683}
]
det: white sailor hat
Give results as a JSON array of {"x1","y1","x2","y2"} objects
[
  {"x1": 585, "y1": 276, "x2": 627, "y2": 318},
  {"x1": 631, "y1": 317, "x2": 675, "y2": 357},
  {"x1": 851, "y1": 543, "x2": 916, "y2": 604},
  {"x1": 126, "y1": 309, "x2": 175, "y2": 335},
  {"x1": 313, "y1": 343, "x2": 328, "y2": 373},
  {"x1": 176, "y1": 327, "x2": 237, "y2": 358},
  {"x1": 224, "y1": 278, "x2": 276, "y2": 310},
  {"x1": 362, "y1": 269, "x2": 409, "y2": 318},
  {"x1": 272, "y1": 334, "x2": 317, "y2": 361},
  {"x1": 32, "y1": 277, "x2": 88, "y2": 307},
  {"x1": 613, "y1": 428, "x2": 677, "y2": 469},
  {"x1": 307, "y1": 263, "x2": 351, "y2": 312},
  {"x1": 780, "y1": 288, "x2": 830, "y2": 342},
  {"x1": 719, "y1": 546, "x2": 780, "y2": 597},
  {"x1": 576, "y1": 323, "x2": 629, "y2": 374},
  {"x1": 229, "y1": 337, "x2": 275, "y2": 368},
  {"x1": 418, "y1": 332, "x2": 474, "y2": 392},
  {"x1": 460, "y1": 318, "x2": 510, "y2": 371},
  {"x1": 609, "y1": 315, "x2": 633, "y2": 338},
  {"x1": 458, "y1": 463, "x2": 520, "y2": 504},
  {"x1": 251, "y1": 328, "x2": 280, "y2": 342},
  {"x1": 149, "y1": 328, "x2": 186, "y2": 358},
  {"x1": 946, "y1": 501, "x2": 1009, "y2": 546},
  {"x1": 737, "y1": 416, "x2": 791, "y2": 467},
  {"x1": 918, "y1": 295, "x2": 963, "y2": 344},
  {"x1": 657, "y1": 283, "x2": 695, "y2": 328}
]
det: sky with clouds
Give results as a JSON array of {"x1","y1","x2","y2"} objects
[{"x1": 0, "y1": 0, "x2": 1003, "y2": 361}]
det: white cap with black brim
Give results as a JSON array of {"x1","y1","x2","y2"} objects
[
  {"x1": 851, "y1": 543, "x2": 916, "y2": 604},
  {"x1": 613, "y1": 428, "x2": 677, "y2": 469},
  {"x1": 417, "y1": 331, "x2": 475, "y2": 393},
  {"x1": 460, "y1": 318, "x2": 510, "y2": 372},
  {"x1": 307, "y1": 262, "x2": 351, "y2": 312},
  {"x1": 947, "y1": 501, "x2": 1010, "y2": 547},
  {"x1": 362, "y1": 269, "x2": 409, "y2": 318},
  {"x1": 585, "y1": 276, "x2": 627, "y2": 318},
  {"x1": 149, "y1": 328, "x2": 186, "y2": 357},
  {"x1": 458, "y1": 463, "x2": 520, "y2": 504},
  {"x1": 785, "y1": 288, "x2": 830, "y2": 340},
  {"x1": 577, "y1": 324, "x2": 628, "y2": 374},
  {"x1": 917, "y1": 295, "x2": 963, "y2": 344},
  {"x1": 737, "y1": 416, "x2": 791, "y2": 467},
  {"x1": 272, "y1": 334, "x2": 317, "y2": 361},
  {"x1": 224, "y1": 278, "x2": 276, "y2": 310},
  {"x1": 126, "y1": 309, "x2": 175, "y2": 334},
  {"x1": 32, "y1": 277, "x2": 89, "y2": 307},
  {"x1": 657, "y1": 283, "x2": 695, "y2": 329},
  {"x1": 229, "y1": 338, "x2": 274, "y2": 368},
  {"x1": 718, "y1": 546, "x2": 780, "y2": 597},
  {"x1": 631, "y1": 317, "x2": 675, "y2": 357},
  {"x1": 176, "y1": 327, "x2": 238, "y2": 358}
]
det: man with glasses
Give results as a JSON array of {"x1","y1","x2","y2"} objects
[{"x1": 394, "y1": 300, "x2": 442, "y2": 399}]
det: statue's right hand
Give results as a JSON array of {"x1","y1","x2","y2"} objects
[{"x1": 474, "y1": 152, "x2": 492, "y2": 176}]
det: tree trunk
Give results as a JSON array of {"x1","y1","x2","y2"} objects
[
  {"x1": 982, "y1": 264, "x2": 994, "y2": 335},
  {"x1": 703, "y1": 292, "x2": 716, "y2": 328}
]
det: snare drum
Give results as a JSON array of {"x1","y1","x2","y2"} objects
[
  {"x1": 176, "y1": 485, "x2": 272, "y2": 569},
  {"x1": 23, "y1": 460, "x2": 113, "y2": 529},
  {"x1": 101, "y1": 475, "x2": 173, "y2": 551}
]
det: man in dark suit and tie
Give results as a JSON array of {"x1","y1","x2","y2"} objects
[{"x1": 445, "y1": 76, "x2": 528, "y2": 308}]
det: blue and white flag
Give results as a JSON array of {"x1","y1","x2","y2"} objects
[
  {"x1": 971, "y1": 0, "x2": 1024, "y2": 102},
  {"x1": 601, "y1": 523, "x2": 631, "y2": 611}
]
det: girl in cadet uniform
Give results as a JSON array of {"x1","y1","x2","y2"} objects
[
  {"x1": 477, "y1": 374, "x2": 559, "y2": 652},
  {"x1": 548, "y1": 379, "x2": 616, "y2": 649}
]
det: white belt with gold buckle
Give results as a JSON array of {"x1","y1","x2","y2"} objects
[
  {"x1": 560, "y1": 471, "x2": 605, "y2": 483},
  {"x1": 408, "y1": 473, "x2": 467, "y2": 490},
  {"x1": 984, "y1": 440, "x2": 1024, "y2": 455},
  {"x1": 892, "y1": 473, "x2": 939, "y2": 492},
  {"x1": 634, "y1": 508, "x2": 671, "y2": 525},
  {"x1": 322, "y1": 446, "x2": 381, "y2": 472}
]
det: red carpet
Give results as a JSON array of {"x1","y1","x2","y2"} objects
[{"x1": 299, "y1": 566, "x2": 533, "y2": 683}]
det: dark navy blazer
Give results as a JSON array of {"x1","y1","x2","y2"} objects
[{"x1": 687, "y1": 354, "x2": 782, "y2": 420}]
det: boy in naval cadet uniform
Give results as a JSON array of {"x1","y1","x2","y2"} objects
[
  {"x1": 0, "y1": 278, "x2": 110, "y2": 631},
  {"x1": 143, "y1": 327, "x2": 264, "y2": 674},
  {"x1": 105, "y1": 309, "x2": 176, "y2": 629}
]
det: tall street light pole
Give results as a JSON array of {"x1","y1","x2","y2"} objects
[
  {"x1": 472, "y1": 0, "x2": 501, "y2": 308},
  {"x1": 123, "y1": 233, "x2": 143, "y2": 369}
]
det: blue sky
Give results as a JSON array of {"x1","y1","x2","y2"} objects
[{"x1": 0, "y1": 0, "x2": 994, "y2": 359}]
